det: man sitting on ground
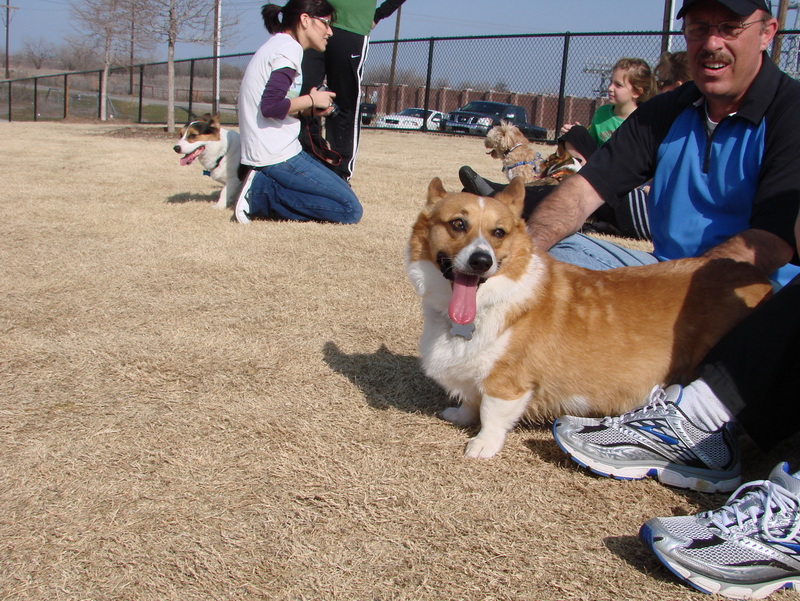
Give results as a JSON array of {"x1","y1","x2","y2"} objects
[{"x1": 465, "y1": 0, "x2": 799, "y2": 286}]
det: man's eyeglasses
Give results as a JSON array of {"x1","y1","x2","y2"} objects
[
  {"x1": 682, "y1": 19, "x2": 766, "y2": 41},
  {"x1": 312, "y1": 16, "x2": 332, "y2": 29}
]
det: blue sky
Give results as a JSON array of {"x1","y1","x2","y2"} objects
[{"x1": 6, "y1": 0, "x2": 682, "y2": 62}]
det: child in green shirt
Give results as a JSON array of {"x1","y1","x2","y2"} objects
[{"x1": 564, "y1": 57, "x2": 656, "y2": 147}]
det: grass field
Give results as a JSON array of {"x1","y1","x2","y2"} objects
[{"x1": 2, "y1": 121, "x2": 799, "y2": 601}]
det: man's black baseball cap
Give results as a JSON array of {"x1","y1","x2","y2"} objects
[{"x1": 677, "y1": 0, "x2": 771, "y2": 19}]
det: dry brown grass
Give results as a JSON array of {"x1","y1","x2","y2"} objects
[{"x1": 2, "y1": 122, "x2": 799, "y2": 601}]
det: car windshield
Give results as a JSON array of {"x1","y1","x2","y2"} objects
[
  {"x1": 459, "y1": 102, "x2": 505, "y2": 116},
  {"x1": 399, "y1": 108, "x2": 427, "y2": 118}
]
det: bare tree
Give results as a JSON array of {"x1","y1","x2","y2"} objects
[
  {"x1": 120, "y1": 0, "x2": 159, "y2": 94},
  {"x1": 140, "y1": 0, "x2": 213, "y2": 132},
  {"x1": 58, "y1": 39, "x2": 101, "y2": 71},
  {"x1": 71, "y1": 0, "x2": 129, "y2": 120},
  {"x1": 21, "y1": 38, "x2": 56, "y2": 69}
]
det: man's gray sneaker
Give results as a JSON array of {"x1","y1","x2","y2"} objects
[
  {"x1": 640, "y1": 462, "x2": 800, "y2": 599},
  {"x1": 552, "y1": 385, "x2": 741, "y2": 493}
]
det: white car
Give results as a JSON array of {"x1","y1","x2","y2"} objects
[{"x1": 374, "y1": 108, "x2": 444, "y2": 130}]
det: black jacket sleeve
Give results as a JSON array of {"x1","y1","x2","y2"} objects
[{"x1": 374, "y1": 0, "x2": 406, "y2": 24}]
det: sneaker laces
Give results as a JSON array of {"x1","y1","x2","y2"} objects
[
  {"x1": 708, "y1": 480, "x2": 800, "y2": 543},
  {"x1": 600, "y1": 385, "x2": 669, "y2": 427}
]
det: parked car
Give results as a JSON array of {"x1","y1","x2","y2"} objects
[
  {"x1": 374, "y1": 107, "x2": 445, "y2": 131},
  {"x1": 440, "y1": 101, "x2": 547, "y2": 139},
  {"x1": 360, "y1": 102, "x2": 377, "y2": 125}
]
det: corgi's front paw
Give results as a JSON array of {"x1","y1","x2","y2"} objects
[
  {"x1": 464, "y1": 434, "x2": 504, "y2": 459},
  {"x1": 440, "y1": 405, "x2": 477, "y2": 427}
]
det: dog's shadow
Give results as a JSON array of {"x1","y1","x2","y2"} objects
[
  {"x1": 322, "y1": 341, "x2": 448, "y2": 415},
  {"x1": 166, "y1": 191, "x2": 221, "y2": 205}
]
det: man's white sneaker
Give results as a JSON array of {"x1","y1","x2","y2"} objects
[{"x1": 552, "y1": 385, "x2": 741, "y2": 493}]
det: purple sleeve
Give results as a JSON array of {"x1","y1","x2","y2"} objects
[{"x1": 259, "y1": 67, "x2": 296, "y2": 120}]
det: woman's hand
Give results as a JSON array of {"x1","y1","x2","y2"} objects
[
  {"x1": 560, "y1": 122, "x2": 580, "y2": 135},
  {"x1": 308, "y1": 87, "x2": 337, "y2": 117}
]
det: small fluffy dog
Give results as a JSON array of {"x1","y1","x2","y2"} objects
[
  {"x1": 484, "y1": 121, "x2": 580, "y2": 185},
  {"x1": 406, "y1": 177, "x2": 772, "y2": 459},
  {"x1": 174, "y1": 113, "x2": 242, "y2": 209}
]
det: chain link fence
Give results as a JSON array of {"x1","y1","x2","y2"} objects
[{"x1": 3, "y1": 30, "x2": 800, "y2": 140}]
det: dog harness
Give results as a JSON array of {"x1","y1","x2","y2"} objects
[
  {"x1": 502, "y1": 142, "x2": 544, "y2": 176},
  {"x1": 541, "y1": 157, "x2": 582, "y2": 181},
  {"x1": 502, "y1": 160, "x2": 541, "y2": 173}
]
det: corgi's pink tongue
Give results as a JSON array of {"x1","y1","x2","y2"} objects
[
  {"x1": 449, "y1": 272, "x2": 479, "y2": 325},
  {"x1": 180, "y1": 147, "x2": 204, "y2": 166}
]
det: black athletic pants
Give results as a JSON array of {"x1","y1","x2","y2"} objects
[
  {"x1": 699, "y1": 273, "x2": 800, "y2": 450},
  {"x1": 301, "y1": 27, "x2": 369, "y2": 180}
]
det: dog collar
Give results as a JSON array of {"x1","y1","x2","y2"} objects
[
  {"x1": 503, "y1": 142, "x2": 525, "y2": 156},
  {"x1": 202, "y1": 154, "x2": 225, "y2": 177}
]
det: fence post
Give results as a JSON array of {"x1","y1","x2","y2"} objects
[
  {"x1": 64, "y1": 74, "x2": 69, "y2": 119},
  {"x1": 138, "y1": 65, "x2": 144, "y2": 123},
  {"x1": 422, "y1": 38, "x2": 435, "y2": 132},
  {"x1": 555, "y1": 32, "x2": 571, "y2": 139},
  {"x1": 188, "y1": 59, "x2": 195, "y2": 120},
  {"x1": 7, "y1": 81, "x2": 10, "y2": 121},
  {"x1": 33, "y1": 78, "x2": 38, "y2": 121}
]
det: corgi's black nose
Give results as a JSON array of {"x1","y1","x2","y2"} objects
[
  {"x1": 173, "y1": 145, "x2": 181, "y2": 153},
  {"x1": 468, "y1": 251, "x2": 493, "y2": 273}
]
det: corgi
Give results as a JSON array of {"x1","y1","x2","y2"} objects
[
  {"x1": 173, "y1": 113, "x2": 242, "y2": 209},
  {"x1": 406, "y1": 177, "x2": 772, "y2": 459}
]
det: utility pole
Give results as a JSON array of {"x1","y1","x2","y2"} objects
[
  {"x1": 387, "y1": 5, "x2": 401, "y2": 113},
  {"x1": 661, "y1": 0, "x2": 676, "y2": 54},
  {"x1": 772, "y1": 0, "x2": 790, "y2": 65},
  {"x1": 2, "y1": 2, "x2": 18, "y2": 80}
]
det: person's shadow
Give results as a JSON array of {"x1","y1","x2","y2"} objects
[{"x1": 322, "y1": 341, "x2": 448, "y2": 416}]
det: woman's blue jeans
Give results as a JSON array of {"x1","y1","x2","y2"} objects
[{"x1": 248, "y1": 151, "x2": 363, "y2": 224}]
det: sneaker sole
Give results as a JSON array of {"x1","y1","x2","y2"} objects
[
  {"x1": 234, "y1": 169, "x2": 258, "y2": 224},
  {"x1": 552, "y1": 423, "x2": 741, "y2": 493},
  {"x1": 640, "y1": 523, "x2": 799, "y2": 600}
]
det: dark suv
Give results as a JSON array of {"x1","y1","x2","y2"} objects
[{"x1": 440, "y1": 101, "x2": 547, "y2": 139}]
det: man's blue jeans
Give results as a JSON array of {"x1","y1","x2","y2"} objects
[
  {"x1": 549, "y1": 232, "x2": 658, "y2": 269},
  {"x1": 248, "y1": 151, "x2": 363, "y2": 224}
]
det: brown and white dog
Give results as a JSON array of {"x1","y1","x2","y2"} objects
[
  {"x1": 406, "y1": 177, "x2": 772, "y2": 459},
  {"x1": 173, "y1": 113, "x2": 242, "y2": 209},
  {"x1": 484, "y1": 121, "x2": 581, "y2": 185}
]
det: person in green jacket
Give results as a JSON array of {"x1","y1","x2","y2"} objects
[{"x1": 300, "y1": 0, "x2": 406, "y2": 181}]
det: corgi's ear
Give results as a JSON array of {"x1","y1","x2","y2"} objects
[
  {"x1": 426, "y1": 177, "x2": 448, "y2": 208},
  {"x1": 493, "y1": 176, "x2": 526, "y2": 218}
]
